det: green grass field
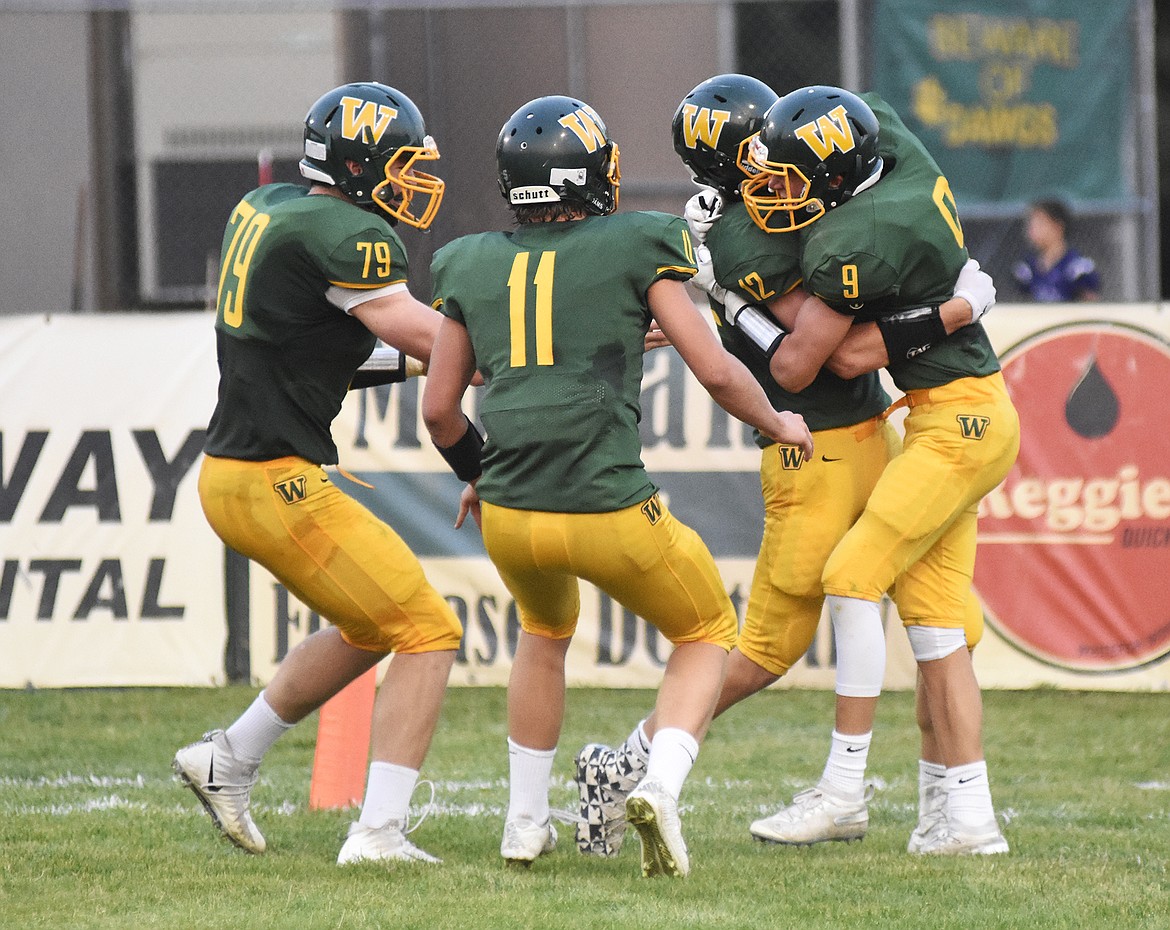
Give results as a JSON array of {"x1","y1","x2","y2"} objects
[{"x1": 1, "y1": 686, "x2": 1167, "y2": 929}]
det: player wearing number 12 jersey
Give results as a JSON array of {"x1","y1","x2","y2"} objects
[
  {"x1": 576, "y1": 76, "x2": 997, "y2": 858},
  {"x1": 421, "y1": 94, "x2": 812, "y2": 878},
  {"x1": 739, "y1": 85, "x2": 1019, "y2": 855},
  {"x1": 173, "y1": 82, "x2": 461, "y2": 867}
]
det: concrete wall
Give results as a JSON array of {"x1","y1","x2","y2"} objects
[{"x1": 0, "y1": 13, "x2": 91, "y2": 315}]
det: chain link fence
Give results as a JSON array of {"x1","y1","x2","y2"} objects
[{"x1": 0, "y1": 0, "x2": 1158, "y2": 315}]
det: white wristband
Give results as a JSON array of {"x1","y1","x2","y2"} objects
[{"x1": 725, "y1": 294, "x2": 787, "y2": 358}]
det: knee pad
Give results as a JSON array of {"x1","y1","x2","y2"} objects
[
  {"x1": 827, "y1": 595, "x2": 885, "y2": 698},
  {"x1": 906, "y1": 624, "x2": 966, "y2": 662}
]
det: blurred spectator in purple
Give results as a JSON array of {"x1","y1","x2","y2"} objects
[{"x1": 1013, "y1": 199, "x2": 1101, "y2": 302}]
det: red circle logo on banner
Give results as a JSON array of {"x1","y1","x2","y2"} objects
[{"x1": 974, "y1": 322, "x2": 1170, "y2": 672}]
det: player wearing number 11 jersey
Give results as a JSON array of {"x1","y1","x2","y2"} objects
[{"x1": 422, "y1": 95, "x2": 812, "y2": 878}]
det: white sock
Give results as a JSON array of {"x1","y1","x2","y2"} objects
[
  {"x1": 919, "y1": 759, "x2": 947, "y2": 816},
  {"x1": 359, "y1": 761, "x2": 419, "y2": 828},
  {"x1": 820, "y1": 730, "x2": 871, "y2": 800},
  {"x1": 628, "y1": 719, "x2": 652, "y2": 761},
  {"x1": 945, "y1": 760, "x2": 996, "y2": 829},
  {"x1": 826, "y1": 595, "x2": 886, "y2": 698},
  {"x1": 644, "y1": 727, "x2": 699, "y2": 801},
  {"x1": 224, "y1": 691, "x2": 294, "y2": 765},
  {"x1": 506, "y1": 738, "x2": 556, "y2": 824}
]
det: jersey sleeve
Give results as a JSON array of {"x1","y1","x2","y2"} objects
[
  {"x1": 641, "y1": 213, "x2": 699, "y2": 284},
  {"x1": 324, "y1": 226, "x2": 410, "y2": 290},
  {"x1": 429, "y1": 240, "x2": 466, "y2": 324},
  {"x1": 805, "y1": 250, "x2": 901, "y2": 315},
  {"x1": 708, "y1": 206, "x2": 804, "y2": 303}
]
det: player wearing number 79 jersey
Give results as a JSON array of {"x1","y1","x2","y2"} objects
[
  {"x1": 175, "y1": 82, "x2": 462, "y2": 868},
  {"x1": 423, "y1": 95, "x2": 812, "y2": 878}
]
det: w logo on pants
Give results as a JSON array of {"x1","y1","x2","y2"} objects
[
  {"x1": 274, "y1": 475, "x2": 308, "y2": 504},
  {"x1": 779, "y1": 446, "x2": 806, "y2": 470},
  {"x1": 957, "y1": 415, "x2": 991, "y2": 440},
  {"x1": 641, "y1": 494, "x2": 663, "y2": 525}
]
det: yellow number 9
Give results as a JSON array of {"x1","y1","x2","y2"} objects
[{"x1": 842, "y1": 263, "x2": 859, "y2": 300}]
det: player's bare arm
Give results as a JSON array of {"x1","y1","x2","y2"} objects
[
  {"x1": 763, "y1": 292, "x2": 853, "y2": 393},
  {"x1": 651, "y1": 278, "x2": 813, "y2": 458},
  {"x1": 351, "y1": 288, "x2": 444, "y2": 364},
  {"x1": 420, "y1": 315, "x2": 478, "y2": 446}
]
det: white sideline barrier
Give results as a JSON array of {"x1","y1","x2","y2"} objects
[{"x1": 1, "y1": 304, "x2": 1168, "y2": 690}]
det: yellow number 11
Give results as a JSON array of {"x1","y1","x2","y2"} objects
[{"x1": 507, "y1": 250, "x2": 556, "y2": 367}]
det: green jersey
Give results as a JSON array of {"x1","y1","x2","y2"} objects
[
  {"x1": 799, "y1": 94, "x2": 1000, "y2": 391},
  {"x1": 432, "y1": 211, "x2": 697, "y2": 512},
  {"x1": 707, "y1": 202, "x2": 889, "y2": 441},
  {"x1": 205, "y1": 183, "x2": 408, "y2": 464}
]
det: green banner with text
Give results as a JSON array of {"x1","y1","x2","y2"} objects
[{"x1": 873, "y1": 0, "x2": 1132, "y2": 205}]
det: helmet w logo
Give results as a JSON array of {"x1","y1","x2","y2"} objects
[
  {"x1": 339, "y1": 96, "x2": 399, "y2": 144},
  {"x1": 678, "y1": 104, "x2": 731, "y2": 150},
  {"x1": 957, "y1": 415, "x2": 991, "y2": 440},
  {"x1": 559, "y1": 107, "x2": 607, "y2": 152},
  {"x1": 794, "y1": 104, "x2": 856, "y2": 161}
]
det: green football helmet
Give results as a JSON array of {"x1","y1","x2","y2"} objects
[
  {"x1": 496, "y1": 95, "x2": 620, "y2": 216},
  {"x1": 671, "y1": 73, "x2": 778, "y2": 200},
  {"x1": 743, "y1": 84, "x2": 882, "y2": 233},
  {"x1": 299, "y1": 82, "x2": 444, "y2": 229}
]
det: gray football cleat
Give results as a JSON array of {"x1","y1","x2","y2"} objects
[
  {"x1": 173, "y1": 729, "x2": 266, "y2": 854},
  {"x1": 750, "y1": 782, "x2": 872, "y2": 846}
]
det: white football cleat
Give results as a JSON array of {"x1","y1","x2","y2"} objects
[
  {"x1": 172, "y1": 729, "x2": 266, "y2": 854},
  {"x1": 500, "y1": 817, "x2": 557, "y2": 865},
  {"x1": 337, "y1": 820, "x2": 442, "y2": 865},
  {"x1": 915, "y1": 817, "x2": 1009, "y2": 856},
  {"x1": 907, "y1": 782, "x2": 946, "y2": 854},
  {"x1": 625, "y1": 778, "x2": 689, "y2": 877},
  {"x1": 750, "y1": 782, "x2": 872, "y2": 846}
]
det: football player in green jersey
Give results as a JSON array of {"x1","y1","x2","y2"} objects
[
  {"x1": 574, "y1": 74, "x2": 997, "y2": 857},
  {"x1": 731, "y1": 85, "x2": 1019, "y2": 855},
  {"x1": 173, "y1": 82, "x2": 462, "y2": 866},
  {"x1": 421, "y1": 95, "x2": 813, "y2": 878}
]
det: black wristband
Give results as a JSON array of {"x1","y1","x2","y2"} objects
[
  {"x1": 436, "y1": 416, "x2": 484, "y2": 483},
  {"x1": 349, "y1": 347, "x2": 407, "y2": 389},
  {"x1": 876, "y1": 305, "x2": 946, "y2": 362}
]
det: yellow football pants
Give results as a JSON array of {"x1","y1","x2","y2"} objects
[
  {"x1": 198, "y1": 454, "x2": 462, "y2": 654},
  {"x1": 737, "y1": 418, "x2": 900, "y2": 676},
  {"x1": 480, "y1": 494, "x2": 737, "y2": 649},
  {"x1": 823, "y1": 372, "x2": 1020, "y2": 630}
]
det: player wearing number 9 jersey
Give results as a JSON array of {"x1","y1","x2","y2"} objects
[
  {"x1": 422, "y1": 95, "x2": 812, "y2": 878},
  {"x1": 740, "y1": 85, "x2": 1019, "y2": 855},
  {"x1": 174, "y1": 82, "x2": 462, "y2": 867}
]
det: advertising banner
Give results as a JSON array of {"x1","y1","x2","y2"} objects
[
  {"x1": 872, "y1": 0, "x2": 1132, "y2": 205},
  {"x1": 0, "y1": 313, "x2": 224, "y2": 686},
  {"x1": 970, "y1": 304, "x2": 1170, "y2": 690},
  {"x1": 3, "y1": 305, "x2": 1168, "y2": 690}
]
